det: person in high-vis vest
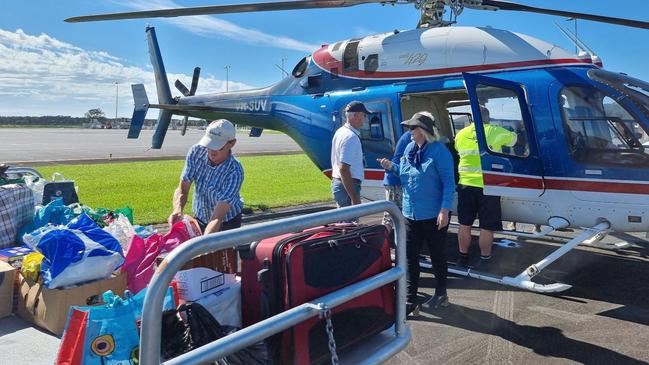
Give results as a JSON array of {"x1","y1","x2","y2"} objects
[{"x1": 454, "y1": 106, "x2": 517, "y2": 267}]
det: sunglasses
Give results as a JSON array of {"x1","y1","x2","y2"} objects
[{"x1": 407, "y1": 126, "x2": 419, "y2": 131}]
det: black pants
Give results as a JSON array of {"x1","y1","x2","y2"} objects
[
  {"x1": 196, "y1": 213, "x2": 242, "y2": 233},
  {"x1": 405, "y1": 217, "x2": 448, "y2": 302}
]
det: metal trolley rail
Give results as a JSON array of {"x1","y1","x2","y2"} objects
[{"x1": 140, "y1": 200, "x2": 411, "y2": 365}]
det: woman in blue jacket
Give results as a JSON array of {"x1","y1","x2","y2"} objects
[{"x1": 378, "y1": 112, "x2": 455, "y2": 313}]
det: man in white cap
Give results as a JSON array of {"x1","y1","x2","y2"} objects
[{"x1": 169, "y1": 119, "x2": 244, "y2": 235}]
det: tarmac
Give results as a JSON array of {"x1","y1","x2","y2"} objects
[
  {"x1": 386, "y1": 225, "x2": 649, "y2": 365},
  {"x1": 1, "y1": 206, "x2": 648, "y2": 364},
  {"x1": 0, "y1": 128, "x2": 301, "y2": 165}
]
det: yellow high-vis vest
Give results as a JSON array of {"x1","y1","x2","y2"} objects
[{"x1": 454, "y1": 124, "x2": 517, "y2": 188}]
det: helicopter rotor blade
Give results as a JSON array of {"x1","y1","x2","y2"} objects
[
  {"x1": 189, "y1": 67, "x2": 201, "y2": 96},
  {"x1": 482, "y1": 0, "x2": 649, "y2": 30},
  {"x1": 181, "y1": 116, "x2": 189, "y2": 136},
  {"x1": 174, "y1": 79, "x2": 191, "y2": 97},
  {"x1": 65, "y1": 0, "x2": 399, "y2": 23}
]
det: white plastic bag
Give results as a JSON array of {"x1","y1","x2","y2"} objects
[
  {"x1": 104, "y1": 213, "x2": 136, "y2": 252},
  {"x1": 194, "y1": 279, "x2": 242, "y2": 328},
  {"x1": 23, "y1": 175, "x2": 45, "y2": 206}
]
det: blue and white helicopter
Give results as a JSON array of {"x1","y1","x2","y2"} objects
[{"x1": 68, "y1": 0, "x2": 649, "y2": 293}]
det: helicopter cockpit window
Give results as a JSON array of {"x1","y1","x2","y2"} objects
[
  {"x1": 475, "y1": 85, "x2": 530, "y2": 158},
  {"x1": 339, "y1": 101, "x2": 394, "y2": 164},
  {"x1": 343, "y1": 40, "x2": 360, "y2": 72},
  {"x1": 559, "y1": 85, "x2": 649, "y2": 166},
  {"x1": 362, "y1": 114, "x2": 385, "y2": 140},
  {"x1": 292, "y1": 56, "x2": 308, "y2": 78}
]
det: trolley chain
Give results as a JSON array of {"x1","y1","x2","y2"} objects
[{"x1": 318, "y1": 304, "x2": 339, "y2": 365}]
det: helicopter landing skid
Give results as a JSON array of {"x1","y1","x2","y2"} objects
[{"x1": 420, "y1": 222, "x2": 610, "y2": 293}]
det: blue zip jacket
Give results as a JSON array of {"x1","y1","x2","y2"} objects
[
  {"x1": 392, "y1": 141, "x2": 455, "y2": 220},
  {"x1": 383, "y1": 131, "x2": 412, "y2": 186}
]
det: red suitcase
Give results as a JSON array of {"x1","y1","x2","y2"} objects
[{"x1": 240, "y1": 224, "x2": 395, "y2": 365}]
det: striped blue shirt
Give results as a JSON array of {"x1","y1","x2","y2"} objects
[{"x1": 181, "y1": 145, "x2": 244, "y2": 223}]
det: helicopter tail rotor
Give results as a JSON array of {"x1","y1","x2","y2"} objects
[
  {"x1": 174, "y1": 67, "x2": 201, "y2": 135},
  {"x1": 128, "y1": 84, "x2": 149, "y2": 139}
]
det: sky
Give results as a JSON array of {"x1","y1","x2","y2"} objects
[{"x1": 1, "y1": 0, "x2": 649, "y2": 117}]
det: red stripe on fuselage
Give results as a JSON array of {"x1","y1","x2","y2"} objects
[
  {"x1": 483, "y1": 172, "x2": 649, "y2": 195},
  {"x1": 312, "y1": 48, "x2": 593, "y2": 79},
  {"x1": 483, "y1": 173, "x2": 544, "y2": 190},
  {"x1": 323, "y1": 169, "x2": 384, "y2": 181}
]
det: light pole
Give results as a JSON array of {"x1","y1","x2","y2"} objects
[
  {"x1": 224, "y1": 65, "x2": 231, "y2": 92},
  {"x1": 114, "y1": 81, "x2": 119, "y2": 120}
]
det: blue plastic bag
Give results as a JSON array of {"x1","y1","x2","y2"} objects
[
  {"x1": 18, "y1": 197, "x2": 76, "y2": 239},
  {"x1": 57, "y1": 287, "x2": 176, "y2": 365},
  {"x1": 23, "y1": 213, "x2": 125, "y2": 288}
]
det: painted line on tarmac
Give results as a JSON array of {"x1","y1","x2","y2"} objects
[{"x1": 7, "y1": 150, "x2": 303, "y2": 166}]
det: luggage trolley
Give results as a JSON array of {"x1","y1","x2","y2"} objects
[{"x1": 139, "y1": 200, "x2": 411, "y2": 365}]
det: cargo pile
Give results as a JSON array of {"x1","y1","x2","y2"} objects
[{"x1": 1, "y1": 166, "x2": 396, "y2": 364}]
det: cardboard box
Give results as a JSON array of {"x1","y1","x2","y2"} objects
[
  {"x1": 0, "y1": 261, "x2": 15, "y2": 319},
  {"x1": 16, "y1": 271, "x2": 127, "y2": 336},
  {"x1": 0, "y1": 245, "x2": 33, "y2": 268},
  {"x1": 157, "y1": 248, "x2": 237, "y2": 274},
  {"x1": 174, "y1": 267, "x2": 236, "y2": 302}
]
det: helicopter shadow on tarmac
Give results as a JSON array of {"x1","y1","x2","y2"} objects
[{"x1": 397, "y1": 228, "x2": 649, "y2": 364}]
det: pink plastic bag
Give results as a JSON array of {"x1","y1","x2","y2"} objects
[
  {"x1": 160, "y1": 218, "x2": 202, "y2": 253},
  {"x1": 123, "y1": 233, "x2": 162, "y2": 294},
  {"x1": 123, "y1": 217, "x2": 202, "y2": 293}
]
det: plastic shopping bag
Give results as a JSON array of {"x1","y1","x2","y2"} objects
[
  {"x1": 20, "y1": 251, "x2": 45, "y2": 285},
  {"x1": 82, "y1": 206, "x2": 134, "y2": 227},
  {"x1": 123, "y1": 233, "x2": 163, "y2": 294},
  {"x1": 42, "y1": 173, "x2": 79, "y2": 206},
  {"x1": 23, "y1": 175, "x2": 46, "y2": 204},
  {"x1": 56, "y1": 287, "x2": 176, "y2": 365},
  {"x1": 104, "y1": 214, "x2": 136, "y2": 252},
  {"x1": 23, "y1": 213, "x2": 125, "y2": 288},
  {"x1": 122, "y1": 216, "x2": 201, "y2": 294},
  {"x1": 32, "y1": 197, "x2": 76, "y2": 227},
  {"x1": 159, "y1": 217, "x2": 202, "y2": 253}
]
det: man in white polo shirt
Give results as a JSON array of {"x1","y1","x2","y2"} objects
[{"x1": 331, "y1": 101, "x2": 370, "y2": 207}]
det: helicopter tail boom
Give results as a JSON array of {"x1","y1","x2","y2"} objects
[{"x1": 145, "y1": 25, "x2": 176, "y2": 149}]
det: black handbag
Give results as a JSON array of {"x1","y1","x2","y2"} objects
[
  {"x1": 160, "y1": 309, "x2": 193, "y2": 361},
  {"x1": 42, "y1": 173, "x2": 79, "y2": 205},
  {"x1": 178, "y1": 302, "x2": 271, "y2": 365}
]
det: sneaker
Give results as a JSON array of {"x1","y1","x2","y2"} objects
[
  {"x1": 422, "y1": 294, "x2": 449, "y2": 310},
  {"x1": 473, "y1": 256, "x2": 492, "y2": 271},
  {"x1": 406, "y1": 301, "x2": 420, "y2": 316},
  {"x1": 456, "y1": 253, "x2": 469, "y2": 267}
]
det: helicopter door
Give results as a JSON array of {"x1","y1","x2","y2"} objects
[{"x1": 463, "y1": 73, "x2": 545, "y2": 198}]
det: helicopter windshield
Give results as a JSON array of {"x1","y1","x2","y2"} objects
[{"x1": 559, "y1": 72, "x2": 649, "y2": 167}]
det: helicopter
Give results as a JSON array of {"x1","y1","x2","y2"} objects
[{"x1": 66, "y1": 0, "x2": 649, "y2": 293}]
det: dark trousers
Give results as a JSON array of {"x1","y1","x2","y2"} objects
[
  {"x1": 405, "y1": 217, "x2": 448, "y2": 302},
  {"x1": 196, "y1": 213, "x2": 242, "y2": 233}
]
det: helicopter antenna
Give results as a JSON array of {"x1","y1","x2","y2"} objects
[
  {"x1": 555, "y1": 22, "x2": 602, "y2": 67},
  {"x1": 274, "y1": 58, "x2": 289, "y2": 79},
  {"x1": 555, "y1": 22, "x2": 596, "y2": 56}
]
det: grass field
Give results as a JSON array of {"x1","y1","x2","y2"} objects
[{"x1": 38, "y1": 154, "x2": 331, "y2": 225}]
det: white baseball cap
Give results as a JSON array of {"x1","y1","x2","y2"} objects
[{"x1": 198, "y1": 119, "x2": 236, "y2": 150}]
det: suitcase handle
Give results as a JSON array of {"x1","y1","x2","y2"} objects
[{"x1": 236, "y1": 241, "x2": 260, "y2": 260}]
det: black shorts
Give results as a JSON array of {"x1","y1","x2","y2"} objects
[
  {"x1": 196, "y1": 213, "x2": 242, "y2": 233},
  {"x1": 457, "y1": 185, "x2": 503, "y2": 231}
]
